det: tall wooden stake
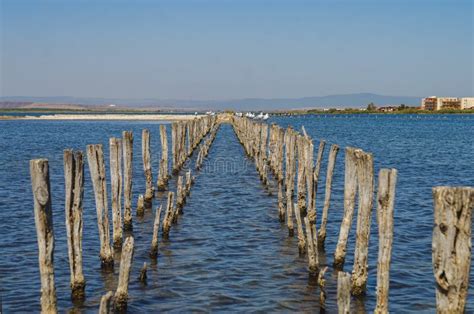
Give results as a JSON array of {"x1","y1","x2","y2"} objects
[
  {"x1": 294, "y1": 202, "x2": 306, "y2": 255},
  {"x1": 122, "y1": 131, "x2": 133, "y2": 231},
  {"x1": 109, "y1": 138, "x2": 123, "y2": 249},
  {"x1": 313, "y1": 140, "x2": 326, "y2": 200},
  {"x1": 87, "y1": 144, "x2": 114, "y2": 267},
  {"x1": 30, "y1": 159, "x2": 57, "y2": 313},
  {"x1": 334, "y1": 147, "x2": 358, "y2": 268},
  {"x1": 157, "y1": 125, "x2": 169, "y2": 191},
  {"x1": 374, "y1": 168, "x2": 397, "y2": 313},
  {"x1": 304, "y1": 216, "x2": 319, "y2": 274},
  {"x1": 285, "y1": 128, "x2": 297, "y2": 236},
  {"x1": 142, "y1": 129, "x2": 154, "y2": 205},
  {"x1": 318, "y1": 144, "x2": 339, "y2": 249},
  {"x1": 296, "y1": 136, "x2": 307, "y2": 217},
  {"x1": 115, "y1": 236, "x2": 134, "y2": 311},
  {"x1": 432, "y1": 186, "x2": 474, "y2": 313},
  {"x1": 337, "y1": 271, "x2": 351, "y2": 314},
  {"x1": 150, "y1": 205, "x2": 163, "y2": 258},
  {"x1": 162, "y1": 192, "x2": 174, "y2": 239},
  {"x1": 351, "y1": 150, "x2": 374, "y2": 295},
  {"x1": 64, "y1": 150, "x2": 86, "y2": 298}
]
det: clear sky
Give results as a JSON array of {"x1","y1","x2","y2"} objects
[{"x1": 1, "y1": 0, "x2": 472, "y2": 100}]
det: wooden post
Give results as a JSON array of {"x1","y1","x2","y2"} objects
[
  {"x1": 139, "y1": 262, "x2": 147, "y2": 283},
  {"x1": 304, "y1": 217, "x2": 319, "y2": 274},
  {"x1": 432, "y1": 186, "x2": 474, "y2": 313},
  {"x1": 374, "y1": 168, "x2": 397, "y2": 314},
  {"x1": 150, "y1": 205, "x2": 163, "y2": 258},
  {"x1": 162, "y1": 192, "x2": 174, "y2": 239},
  {"x1": 296, "y1": 136, "x2": 307, "y2": 217},
  {"x1": 109, "y1": 138, "x2": 123, "y2": 249},
  {"x1": 99, "y1": 291, "x2": 114, "y2": 314},
  {"x1": 115, "y1": 236, "x2": 134, "y2": 311},
  {"x1": 277, "y1": 128, "x2": 285, "y2": 183},
  {"x1": 180, "y1": 122, "x2": 187, "y2": 169},
  {"x1": 142, "y1": 129, "x2": 154, "y2": 205},
  {"x1": 172, "y1": 123, "x2": 178, "y2": 174},
  {"x1": 304, "y1": 137, "x2": 314, "y2": 219},
  {"x1": 294, "y1": 202, "x2": 306, "y2": 255},
  {"x1": 351, "y1": 150, "x2": 374, "y2": 295},
  {"x1": 157, "y1": 125, "x2": 169, "y2": 191},
  {"x1": 278, "y1": 181, "x2": 285, "y2": 222},
  {"x1": 334, "y1": 147, "x2": 358, "y2": 268},
  {"x1": 136, "y1": 194, "x2": 145, "y2": 217},
  {"x1": 30, "y1": 159, "x2": 57, "y2": 313},
  {"x1": 318, "y1": 144, "x2": 339, "y2": 249},
  {"x1": 285, "y1": 128, "x2": 297, "y2": 236},
  {"x1": 187, "y1": 121, "x2": 192, "y2": 156},
  {"x1": 64, "y1": 150, "x2": 86, "y2": 298},
  {"x1": 313, "y1": 140, "x2": 326, "y2": 196},
  {"x1": 122, "y1": 131, "x2": 133, "y2": 231},
  {"x1": 176, "y1": 176, "x2": 184, "y2": 215},
  {"x1": 337, "y1": 272, "x2": 351, "y2": 314},
  {"x1": 86, "y1": 145, "x2": 114, "y2": 267},
  {"x1": 318, "y1": 266, "x2": 328, "y2": 311},
  {"x1": 260, "y1": 123, "x2": 268, "y2": 184},
  {"x1": 185, "y1": 170, "x2": 192, "y2": 196}
]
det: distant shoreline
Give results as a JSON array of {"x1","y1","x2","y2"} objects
[
  {"x1": 274, "y1": 108, "x2": 474, "y2": 115},
  {"x1": 0, "y1": 113, "x2": 203, "y2": 121},
  {"x1": 1, "y1": 108, "x2": 473, "y2": 121}
]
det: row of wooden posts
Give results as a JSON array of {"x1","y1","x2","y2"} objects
[
  {"x1": 30, "y1": 116, "x2": 218, "y2": 313},
  {"x1": 231, "y1": 116, "x2": 473, "y2": 314},
  {"x1": 28, "y1": 113, "x2": 474, "y2": 313}
]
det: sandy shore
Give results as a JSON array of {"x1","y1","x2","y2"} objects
[{"x1": 0, "y1": 113, "x2": 204, "y2": 121}]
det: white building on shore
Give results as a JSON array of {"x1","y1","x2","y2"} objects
[{"x1": 421, "y1": 96, "x2": 474, "y2": 111}]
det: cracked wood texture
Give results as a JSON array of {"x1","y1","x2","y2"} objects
[
  {"x1": 374, "y1": 168, "x2": 397, "y2": 314},
  {"x1": 296, "y1": 135, "x2": 307, "y2": 217},
  {"x1": 432, "y1": 186, "x2": 474, "y2": 314},
  {"x1": 337, "y1": 271, "x2": 351, "y2": 314},
  {"x1": 304, "y1": 216, "x2": 319, "y2": 273},
  {"x1": 30, "y1": 159, "x2": 57, "y2": 314},
  {"x1": 157, "y1": 125, "x2": 169, "y2": 191},
  {"x1": 122, "y1": 131, "x2": 134, "y2": 231},
  {"x1": 115, "y1": 236, "x2": 135, "y2": 311},
  {"x1": 142, "y1": 129, "x2": 154, "y2": 203},
  {"x1": 294, "y1": 202, "x2": 306, "y2": 255},
  {"x1": 351, "y1": 149, "x2": 374, "y2": 295},
  {"x1": 318, "y1": 144, "x2": 339, "y2": 250},
  {"x1": 150, "y1": 205, "x2": 163, "y2": 258},
  {"x1": 162, "y1": 192, "x2": 175, "y2": 239},
  {"x1": 109, "y1": 138, "x2": 123, "y2": 249},
  {"x1": 334, "y1": 147, "x2": 358, "y2": 268},
  {"x1": 313, "y1": 140, "x2": 326, "y2": 206},
  {"x1": 63, "y1": 150, "x2": 86, "y2": 298},
  {"x1": 176, "y1": 175, "x2": 185, "y2": 215},
  {"x1": 284, "y1": 127, "x2": 297, "y2": 237},
  {"x1": 304, "y1": 137, "x2": 314, "y2": 220},
  {"x1": 86, "y1": 144, "x2": 113, "y2": 267}
]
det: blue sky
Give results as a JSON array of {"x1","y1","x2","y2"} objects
[{"x1": 1, "y1": 0, "x2": 472, "y2": 99}]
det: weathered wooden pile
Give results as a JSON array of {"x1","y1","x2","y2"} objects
[
  {"x1": 230, "y1": 116, "x2": 473, "y2": 313},
  {"x1": 30, "y1": 115, "x2": 218, "y2": 313}
]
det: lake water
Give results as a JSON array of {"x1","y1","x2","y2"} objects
[{"x1": 0, "y1": 114, "x2": 473, "y2": 312}]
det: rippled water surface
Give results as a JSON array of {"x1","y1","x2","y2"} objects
[{"x1": 0, "y1": 114, "x2": 473, "y2": 313}]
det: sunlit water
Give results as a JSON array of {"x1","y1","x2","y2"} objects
[{"x1": 0, "y1": 114, "x2": 473, "y2": 312}]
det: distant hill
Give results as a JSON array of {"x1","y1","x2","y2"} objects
[{"x1": 0, "y1": 93, "x2": 421, "y2": 111}]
